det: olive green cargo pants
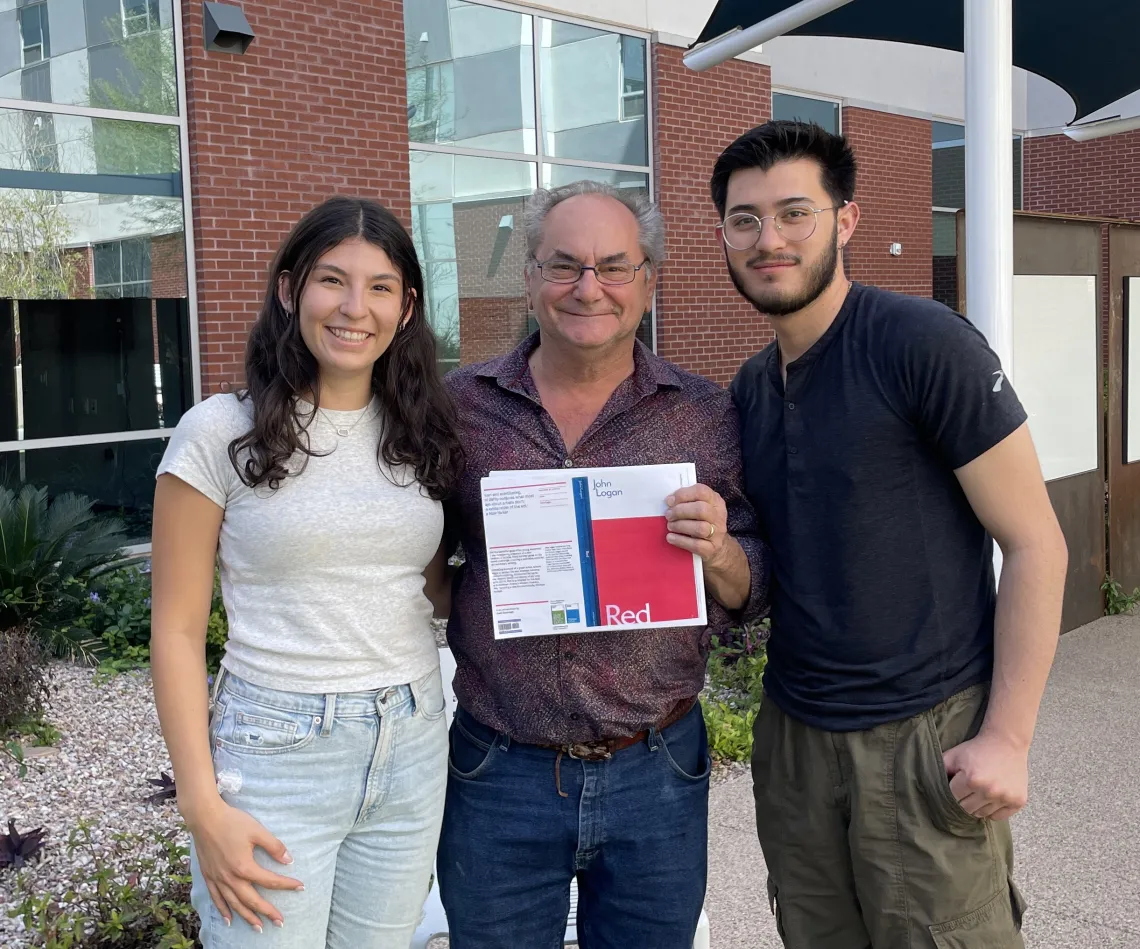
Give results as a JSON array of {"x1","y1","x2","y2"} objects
[{"x1": 752, "y1": 684, "x2": 1027, "y2": 948}]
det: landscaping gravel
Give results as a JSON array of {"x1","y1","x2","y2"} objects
[{"x1": 0, "y1": 662, "x2": 182, "y2": 948}]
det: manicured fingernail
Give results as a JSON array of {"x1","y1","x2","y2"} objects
[
  {"x1": 274, "y1": 919, "x2": 284, "y2": 929},
  {"x1": 224, "y1": 917, "x2": 232, "y2": 927},
  {"x1": 254, "y1": 923, "x2": 263, "y2": 934},
  {"x1": 282, "y1": 851, "x2": 294, "y2": 864},
  {"x1": 296, "y1": 883, "x2": 305, "y2": 891}
]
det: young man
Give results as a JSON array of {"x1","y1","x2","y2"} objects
[
  {"x1": 438, "y1": 180, "x2": 764, "y2": 948},
  {"x1": 713, "y1": 121, "x2": 1069, "y2": 948}
]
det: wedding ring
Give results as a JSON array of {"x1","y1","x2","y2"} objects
[{"x1": 707, "y1": 523, "x2": 715, "y2": 539}]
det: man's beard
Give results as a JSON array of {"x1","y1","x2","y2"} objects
[{"x1": 728, "y1": 237, "x2": 839, "y2": 317}]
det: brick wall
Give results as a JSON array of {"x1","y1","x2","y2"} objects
[
  {"x1": 459, "y1": 296, "x2": 530, "y2": 366},
  {"x1": 151, "y1": 233, "x2": 187, "y2": 298},
  {"x1": 841, "y1": 107, "x2": 933, "y2": 298},
  {"x1": 652, "y1": 44, "x2": 775, "y2": 386},
  {"x1": 182, "y1": 0, "x2": 410, "y2": 395}
]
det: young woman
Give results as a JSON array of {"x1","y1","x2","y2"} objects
[{"x1": 150, "y1": 196, "x2": 463, "y2": 947}]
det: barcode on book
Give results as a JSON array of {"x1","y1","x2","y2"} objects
[{"x1": 499, "y1": 620, "x2": 522, "y2": 633}]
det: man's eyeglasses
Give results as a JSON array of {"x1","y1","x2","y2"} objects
[
  {"x1": 716, "y1": 204, "x2": 845, "y2": 251},
  {"x1": 533, "y1": 258, "x2": 651, "y2": 286}
]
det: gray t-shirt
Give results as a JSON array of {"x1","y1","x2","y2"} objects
[{"x1": 156, "y1": 393, "x2": 443, "y2": 693}]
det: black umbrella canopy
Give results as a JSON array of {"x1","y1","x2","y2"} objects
[{"x1": 692, "y1": 1, "x2": 1140, "y2": 124}]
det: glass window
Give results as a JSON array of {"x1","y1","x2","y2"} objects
[
  {"x1": 20, "y1": 4, "x2": 51, "y2": 66},
  {"x1": 411, "y1": 152, "x2": 534, "y2": 370},
  {"x1": 932, "y1": 210, "x2": 959, "y2": 310},
  {"x1": 772, "y1": 92, "x2": 840, "y2": 134},
  {"x1": 932, "y1": 121, "x2": 1022, "y2": 210},
  {"x1": 0, "y1": 2, "x2": 177, "y2": 116},
  {"x1": 405, "y1": 0, "x2": 536, "y2": 154},
  {"x1": 542, "y1": 164, "x2": 648, "y2": 193},
  {"x1": 121, "y1": 0, "x2": 162, "y2": 37},
  {"x1": 0, "y1": 437, "x2": 169, "y2": 544},
  {"x1": 539, "y1": 21, "x2": 648, "y2": 166}
]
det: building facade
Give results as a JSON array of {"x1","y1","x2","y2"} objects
[{"x1": 1, "y1": 0, "x2": 1137, "y2": 542}]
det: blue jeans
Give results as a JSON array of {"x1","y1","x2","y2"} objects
[
  {"x1": 437, "y1": 701, "x2": 710, "y2": 949},
  {"x1": 190, "y1": 666, "x2": 448, "y2": 948}
]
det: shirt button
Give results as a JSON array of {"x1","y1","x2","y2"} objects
[
  {"x1": 563, "y1": 458, "x2": 573, "y2": 468},
  {"x1": 564, "y1": 651, "x2": 574, "y2": 661},
  {"x1": 787, "y1": 402, "x2": 795, "y2": 410},
  {"x1": 570, "y1": 712, "x2": 581, "y2": 721},
  {"x1": 789, "y1": 446, "x2": 798, "y2": 455}
]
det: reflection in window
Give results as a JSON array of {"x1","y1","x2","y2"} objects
[
  {"x1": 542, "y1": 164, "x2": 648, "y2": 193},
  {"x1": 411, "y1": 152, "x2": 535, "y2": 370},
  {"x1": 122, "y1": 0, "x2": 162, "y2": 37},
  {"x1": 932, "y1": 121, "x2": 1022, "y2": 210},
  {"x1": 620, "y1": 36, "x2": 646, "y2": 121},
  {"x1": 405, "y1": 0, "x2": 536, "y2": 154},
  {"x1": 0, "y1": 3, "x2": 177, "y2": 116},
  {"x1": 772, "y1": 92, "x2": 840, "y2": 133},
  {"x1": 932, "y1": 211, "x2": 959, "y2": 311},
  {"x1": 20, "y1": 4, "x2": 50, "y2": 66},
  {"x1": 0, "y1": 437, "x2": 169, "y2": 544},
  {"x1": 540, "y1": 21, "x2": 648, "y2": 166},
  {"x1": 93, "y1": 239, "x2": 152, "y2": 298}
]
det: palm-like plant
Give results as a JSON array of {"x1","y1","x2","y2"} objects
[{"x1": 0, "y1": 485, "x2": 130, "y2": 661}]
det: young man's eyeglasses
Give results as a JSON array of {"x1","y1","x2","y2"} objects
[
  {"x1": 533, "y1": 258, "x2": 651, "y2": 286},
  {"x1": 716, "y1": 204, "x2": 844, "y2": 251}
]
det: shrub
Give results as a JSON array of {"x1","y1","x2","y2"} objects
[
  {"x1": 0, "y1": 624, "x2": 51, "y2": 731},
  {"x1": 81, "y1": 564, "x2": 229, "y2": 674},
  {"x1": 9, "y1": 820, "x2": 199, "y2": 949},
  {"x1": 701, "y1": 617, "x2": 769, "y2": 762},
  {"x1": 0, "y1": 486, "x2": 130, "y2": 662}
]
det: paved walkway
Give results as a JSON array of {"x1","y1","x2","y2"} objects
[{"x1": 705, "y1": 613, "x2": 1140, "y2": 948}]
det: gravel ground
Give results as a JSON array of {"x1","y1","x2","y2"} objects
[
  {"x1": 0, "y1": 653, "x2": 749, "y2": 947},
  {"x1": 0, "y1": 663, "x2": 182, "y2": 948}
]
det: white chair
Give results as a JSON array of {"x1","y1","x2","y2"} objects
[{"x1": 412, "y1": 648, "x2": 711, "y2": 949}]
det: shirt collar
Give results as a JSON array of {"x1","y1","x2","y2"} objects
[{"x1": 476, "y1": 331, "x2": 686, "y2": 397}]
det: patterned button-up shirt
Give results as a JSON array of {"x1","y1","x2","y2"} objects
[{"x1": 444, "y1": 333, "x2": 769, "y2": 745}]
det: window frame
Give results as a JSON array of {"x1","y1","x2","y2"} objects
[
  {"x1": 771, "y1": 89, "x2": 843, "y2": 134},
  {"x1": 19, "y1": 3, "x2": 50, "y2": 67},
  {"x1": 406, "y1": 0, "x2": 656, "y2": 354},
  {"x1": 121, "y1": 0, "x2": 162, "y2": 38}
]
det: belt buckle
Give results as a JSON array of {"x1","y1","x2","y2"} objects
[{"x1": 568, "y1": 741, "x2": 612, "y2": 761}]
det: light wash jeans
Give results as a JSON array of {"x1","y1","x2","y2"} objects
[{"x1": 190, "y1": 665, "x2": 448, "y2": 948}]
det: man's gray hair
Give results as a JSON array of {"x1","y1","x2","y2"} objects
[{"x1": 522, "y1": 180, "x2": 667, "y2": 271}]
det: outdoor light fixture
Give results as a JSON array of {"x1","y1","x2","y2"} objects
[
  {"x1": 203, "y1": 1, "x2": 254, "y2": 54},
  {"x1": 1063, "y1": 114, "x2": 1140, "y2": 143},
  {"x1": 889, "y1": 243, "x2": 903, "y2": 257}
]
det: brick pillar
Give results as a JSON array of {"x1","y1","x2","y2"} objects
[
  {"x1": 182, "y1": 0, "x2": 411, "y2": 396},
  {"x1": 652, "y1": 43, "x2": 775, "y2": 386},
  {"x1": 841, "y1": 107, "x2": 933, "y2": 298}
]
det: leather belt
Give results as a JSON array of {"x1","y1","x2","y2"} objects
[{"x1": 534, "y1": 696, "x2": 697, "y2": 762}]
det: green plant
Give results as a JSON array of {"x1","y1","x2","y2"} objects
[
  {"x1": 701, "y1": 618, "x2": 769, "y2": 762},
  {"x1": 1103, "y1": 574, "x2": 1140, "y2": 615},
  {"x1": 0, "y1": 486, "x2": 131, "y2": 662},
  {"x1": 81, "y1": 563, "x2": 229, "y2": 675},
  {"x1": 10, "y1": 820, "x2": 199, "y2": 949}
]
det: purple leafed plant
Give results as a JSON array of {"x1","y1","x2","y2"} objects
[{"x1": 0, "y1": 819, "x2": 46, "y2": 870}]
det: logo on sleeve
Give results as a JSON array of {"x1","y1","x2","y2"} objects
[{"x1": 991, "y1": 370, "x2": 1005, "y2": 393}]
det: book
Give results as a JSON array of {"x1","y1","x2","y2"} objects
[{"x1": 480, "y1": 463, "x2": 707, "y2": 639}]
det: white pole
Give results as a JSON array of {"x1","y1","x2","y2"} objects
[
  {"x1": 964, "y1": 0, "x2": 1014, "y2": 372},
  {"x1": 963, "y1": 0, "x2": 1013, "y2": 580}
]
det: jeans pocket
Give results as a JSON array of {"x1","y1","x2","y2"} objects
[
  {"x1": 213, "y1": 694, "x2": 319, "y2": 757},
  {"x1": 659, "y1": 707, "x2": 712, "y2": 782},
  {"x1": 929, "y1": 880, "x2": 1025, "y2": 949},
  {"x1": 411, "y1": 666, "x2": 447, "y2": 722},
  {"x1": 446, "y1": 716, "x2": 499, "y2": 780}
]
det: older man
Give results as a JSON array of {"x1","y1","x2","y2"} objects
[{"x1": 437, "y1": 180, "x2": 766, "y2": 949}]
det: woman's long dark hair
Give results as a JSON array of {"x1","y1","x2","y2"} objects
[{"x1": 228, "y1": 196, "x2": 463, "y2": 500}]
